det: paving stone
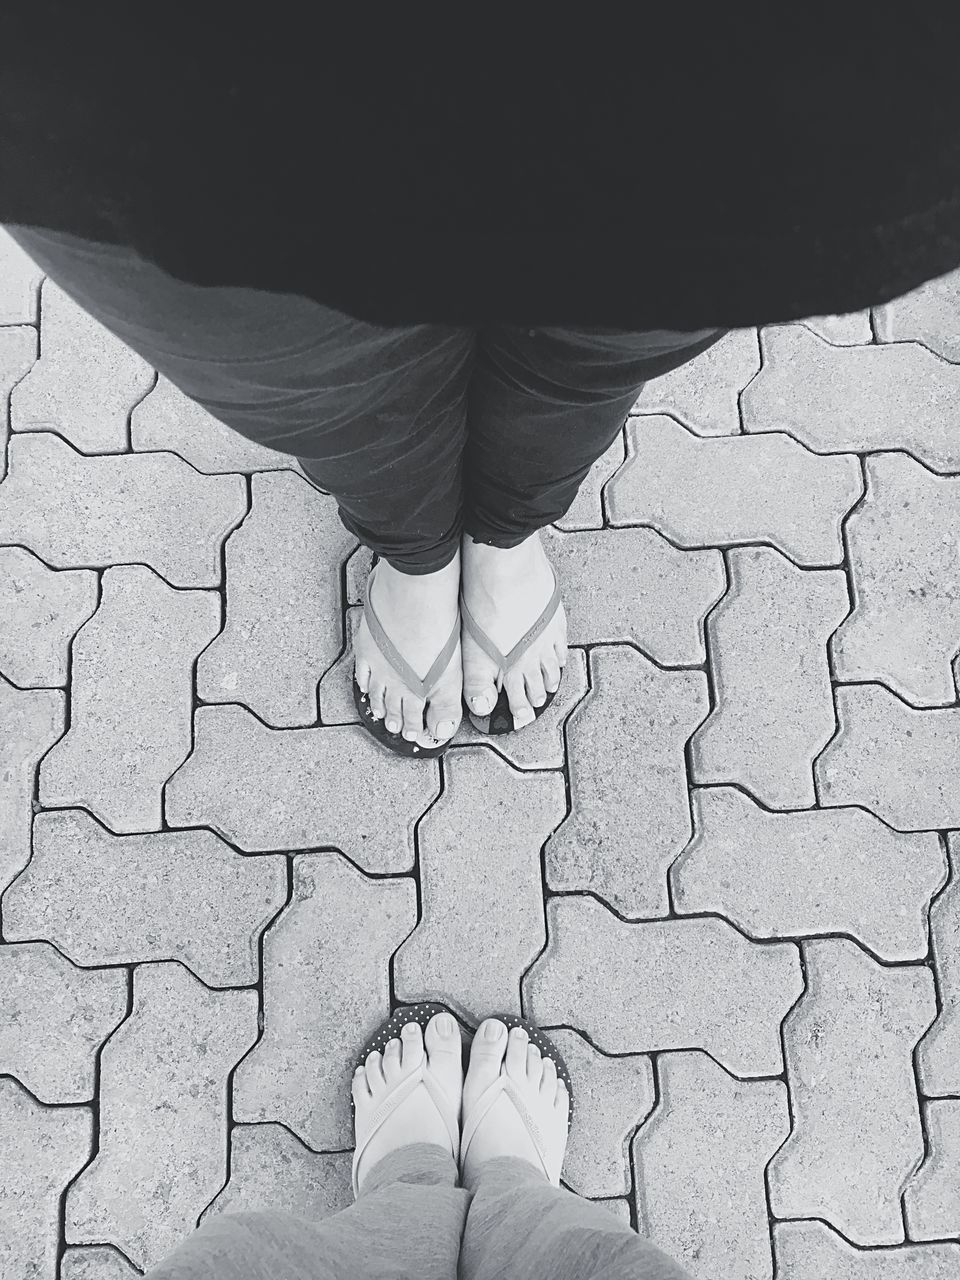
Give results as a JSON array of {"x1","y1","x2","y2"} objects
[
  {"x1": 39, "y1": 565, "x2": 220, "y2": 833},
  {"x1": 832, "y1": 453, "x2": 960, "y2": 706},
  {"x1": 344, "y1": 542, "x2": 374, "y2": 605},
  {"x1": 0, "y1": 1077, "x2": 92, "y2": 1280},
  {"x1": 591, "y1": 1198, "x2": 632, "y2": 1224},
  {"x1": 673, "y1": 786, "x2": 945, "y2": 962},
  {"x1": 0, "y1": 547, "x2": 98, "y2": 686},
  {"x1": 817, "y1": 684, "x2": 960, "y2": 831},
  {"x1": 768, "y1": 938, "x2": 936, "y2": 1245},
  {"x1": 553, "y1": 431, "x2": 626, "y2": 530},
  {"x1": 545, "y1": 646, "x2": 708, "y2": 917},
  {"x1": 742, "y1": 325, "x2": 960, "y2": 472},
  {"x1": 0, "y1": 674, "x2": 64, "y2": 894},
  {"x1": 67, "y1": 962, "x2": 258, "y2": 1272},
  {"x1": 395, "y1": 747, "x2": 565, "y2": 1017},
  {"x1": 918, "y1": 837, "x2": 960, "y2": 1095},
  {"x1": 5, "y1": 809, "x2": 286, "y2": 986},
  {"x1": 197, "y1": 471, "x2": 353, "y2": 726},
  {"x1": 61, "y1": 1245, "x2": 142, "y2": 1279},
  {"x1": 904, "y1": 1100, "x2": 960, "y2": 1241},
  {"x1": 234, "y1": 852, "x2": 416, "y2": 1149},
  {"x1": 874, "y1": 266, "x2": 960, "y2": 363},
  {"x1": 0, "y1": 432, "x2": 246, "y2": 586},
  {"x1": 630, "y1": 329, "x2": 760, "y2": 435},
  {"x1": 545, "y1": 1028, "x2": 655, "y2": 1197},
  {"x1": 204, "y1": 1124, "x2": 352, "y2": 1221},
  {"x1": 0, "y1": 940, "x2": 126, "y2": 1103},
  {"x1": 1, "y1": 325, "x2": 37, "y2": 481},
  {"x1": 0, "y1": 227, "x2": 44, "y2": 324},
  {"x1": 774, "y1": 1220, "x2": 960, "y2": 1280},
  {"x1": 632, "y1": 1051, "x2": 789, "y2": 1280},
  {"x1": 690, "y1": 546, "x2": 849, "y2": 808},
  {"x1": 524, "y1": 896, "x2": 801, "y2": 1077},
  {"x1": 167, "y1": 704, "x2": 438, "y2": 870},
  {"x1": 800, "y1": 310, "x2": 874, "y2": 345},
  {"x1": 608, "y1": 415, "x2": 861, "y2": 566}
]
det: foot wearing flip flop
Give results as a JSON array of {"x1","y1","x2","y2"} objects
[{"x1": 461, "y1": 531, "x2": 567, "y2": 731}]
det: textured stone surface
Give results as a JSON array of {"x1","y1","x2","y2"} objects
[
  {"x1": 0, "y1": 227, "x2": 44, "y2": 324},
  {"x1": 608, "y1": 415, "x2": 861, "y2": 566},
  {"x1": 832, "y1": 453, "x2": 960, "y2": 706},
  {"x1": 0, "y1": 940, "x2": 126, "y2": 1103},
  {"x1": 61, "y1": 1246, "x2": 142, "y2": 1279},
  {"x1": 1, "y1": 325, "x2": 37, "y2": 482},
  {"x1": 395, "y1": 747, "x2": 564, "y2": 1017},
  {"x1": 633, "y1": 1052, "x2": 789, "y2": 1280},
  {"x1": 5, "y1": 809, "x2": 286, "y2": 986},
  {"x1": 768, "y1": 938, "x2": 936, "y2": 1244},
  {"x1": 525, "y1": 896, "x2": 801, "y2": 1076},
  {"x1": 905, "y1": 1100, "x2": 960, "y2": 1241},
  {"x1": 918, "y1": 837, "x2": 960, "y2": 1095},
  {"x1": 39, "y1": 565, "x2": 220, "y2": 832},
  {"x1": 800, "y1": 311, "x2": 873, "y2": 345},
  {"x1": 743, "y1": 325, "x2": 960, "y2": 472},
  {"x1": 775, "y1": 1221, "x2": 960, "y2": 1280},
  {"x1": 204, "y1": 1124, "x2": 352, "y2": 1221},
  {"x1": 545, "y1": 646, "x2": 708, "y2": 917},
  {"x1": 631, "y1": 329, "x2": 760, "y2": 435},
  {"x1": 0, "y1": 674, "x2": 64, "y2": 894},
  {"x1": 0, "y1": 546, "x2": 98, "y2": 686},
  {"x1": 0, "y1": 431, "x2": 245, "y2": 585},
  {"x1": 234, "y1": 853, "x2": 416, "y2": 1149},
  {"x1": 67, "y1": 962, "x2": 257, "y2": 1272},
  {"x1": 690, "y1": 546, "x2": 848, "y2": 807},
  {"x1": 553, "y1": 431, "x2": 626, "y2": 530},
  {"x1": 674, "y1": 787, "x2": 945, "y2": 962},
  {"x1": 167, "y1": 704, "x2": 438, "y2": 870},
  {"x1": 0, "y1": 1077, "x2": 92, "y2": 1280},
  {"x1": 817, "y1": 684, "x2": 960, "y2": 831},
  {"x1": 874, "y1": 266, "x2": 960, "y2": 363}
]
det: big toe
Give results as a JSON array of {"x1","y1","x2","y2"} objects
[
  {"x1": 466, "y1": 1019, "x2": 508, "y2": 1096},
  {"x1": 424, "y1": 1012, "x2": 464, "y2": 1093}
]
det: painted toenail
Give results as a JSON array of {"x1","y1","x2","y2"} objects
[
  {"x1": 437, "y1": 720, "x2": 456, "y2": 737},
  {"x1": 437, "y1": 1014, "x2": 454, "y2": 1036},
  {"x1": 471, "y1": 696, "x2": 491, "y2": 713},
  {"x1": 484, "y1": 1021, "x2": 503, "y2": 1040}
]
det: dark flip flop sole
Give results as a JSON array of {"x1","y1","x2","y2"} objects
[
  {"x1": 465, "y1": 683, "x2": 560, "y2": 736},
  {"x1": 353, "y1": 679, "x2": 449, "y2": 759}
]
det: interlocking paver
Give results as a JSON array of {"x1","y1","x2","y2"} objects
[
  {"x1": 768, "y1": 938, "x2": 936, "y2": 1244},
  {"x1": 198, "y1": 471, "x2": 353, "y2": 726},
  {"x1": 874, "y1": 266, "x2": 960, "y2": 363},
  {"x1": 0, "y1": 546, "x2": 97, "y2": 686},
  {"x1": 1, "y1": 325, "x2": 37, "y2": 481},
  {"x1": 0, "y1": 1077, "x2": 92, "y2": 1280},
  {"x1": 0, "y1": 228, "x2": 44, "y2": 325},
  {"x1": 395, "y1": 747, "x2": 564, "y2": 1016},
  {"x1": 690, "y1": 546, "x2": 849, "y2": 807},
  {"x1": 67, "y1": 962, "x2": 257, "y2": 1272},
  {"x1": 524, "y1": 896, "x2": 802, "y2": 1077},
  {"x1": 0, "y1": 432, "x2": 246, "y2": 585},
  {"x1": 234, "y1": 852, "x2": 415, "y2": 1149},
  {"x1": 918, "y1": 837, "x2": 960, "y2": 1095},
  {"x1": 11, "y1": 279, "x2": 154, "y2": 453},
  {"x1": 673, "y1": 787, "x2": 945, "y2": 962},
  {"x1": 204, "y1": 1124, "x2": 352, "y2": 1221},
  {"x1": 904, "y1": 1100, "x2": 960, "y2": 1241},
  {"x1": 166, "y1": 704, "x2": 438, "y2": 871},
  {"x1": 608, "y1": 415, "x2": 861, "y2": 566},
  {"x1": 832, "y1": 453, "x2": 960, "y2": 706},
  {"x1": 817, "y1": 684, "x2": 960, "y2": 831},
  {"x1": 743, "y1": 325, "x2": 960, "y2": 472},
  {"x1": 545, "y1": 646, "x2": 708, "y2": 917},
  {"x1": 39, "y1": 565, "x2": 219, "y2": 833},
  {"x1": 800, "y1": 311, "x2": 873, "y2": 345},
  {"x1": 0, "y1": 674, "x2": 63, "y2": 894},
  {"x1": 630, "y1": 329, "x2": 760, "y2": 435},
  {"x1": 553, "y1": 432, "x2": 626, "y2": 530},
  {"x1": 0, "y1": 940, "x2": 126, "y2": 1103},
  {"x1": 774, "y1": 1220, "x2": 960, "y2": 1280},
  {"x1": 632, "y1": 1051, "x2": 789, "y2": 1280},
  {"x1": 5, "y1": 810, "x2": 286, "y2": 986},
  {"x1": 61, "y1": 1245, "x2": 141, "y2": 1279}
]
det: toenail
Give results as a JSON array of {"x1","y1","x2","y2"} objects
[
  {"x1": 514, "y1": 1027, "x2": 528, "y2": 1042},
  {"x1": 386, "y1": 719, "x2": 400, "y2": 733},
  {"x1": 437, "y1": 1014, "x2": 454, "y2": 1036},
  {"x1": 402, "y1": 728, "x2": 418, "y2": 740},
  {"x1": 401, "y1": 1022, "x2": 418, "y2": 1037},
  {"x1": 484, "y1": 1021, "x2": 503, "y2": 1040},
  {"x1": 437, "y1": 719, "x2": 456, "y2": 738},
  {"x1": 471, "y1": 695, "x2": 492, "y2": 713}
]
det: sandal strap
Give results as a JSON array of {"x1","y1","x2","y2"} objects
[
  {"x1": 459, "y1": 1074, "x2": 557, "y2": 1186},
  {"x1": 352, "y1": 1064, "x2": 461, "y2": 1198},
  {"x1": 363, "y1": 564, "x2": 460, "y2": 701},
  {"x1": 459, "y1": 566, "x2": 561, "y2": 682}
]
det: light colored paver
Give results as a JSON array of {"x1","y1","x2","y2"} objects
[
  {"x1": 0, "y1": 546, "x2": 98, "y2": 686},
  {"x1": 801, "y1": 311, "x2": 874, "y2": 345},
  {"x1": 768, "y1": 938, "x2": 936, "y2": 1245},
  {"x1": 874, "y1": 266, "x2": 960, "y2": 363},
  {"x1": 690, "y1": 546, "x2": 849, "y2": 807},
  {"x1": 0, "y1": 432, "x2": 246, "y2": 585},
  {"x1": 67, "y1": 962, "x2": 257, "y2": 1272},
  {"x1": 545, "y1": 646, "x2": 708, "y2": 917},
  {"x1": 524, "y1": 896, "x2": 801, "y2": 1077},
  {"x1": 0, "y1": 673, "x2": 64, "y2": 894},
  {"x1": 167, "y1": 704, "x2": 438, "y2": 871},
  {"x1": 608, "y1": 415, "x2": 861, "y2": 566},
  {"x1": 0, "y1": 228, "x2": 44, "y2": 325},
  {"x1": 234, "y1": 853, "x2": 415, "y2": 1149},
  {"x1": 553, "y1": 431, "x2": 626, "y2": 530},
  {"x1": 39, "y1": 565, "x2": 220, "y2": 833},
  {"x1": 540, "y1": 525, "x2": 725, "y2": 665},
  {"x1": 674, "y1": 787, "x2": 945, "y2": 962},
  {"x1": 630, "y1": 329, "x2": 760, "y2": 435},
  {"x1": 395, "y1": 747, "x2": 564, "y2": 1017},
  {"x1": 1, "y1": 325, "x2": 37, "y2": 481},
  {"x1": 546, "y1": 1028, "x2": 655, "y2": 1198},
  {"x1": 743, "y1": 325, "x2": 960, "y2": 472},
  {"x1": 633, "y1": 1051, "x2": 789, "y2": 1280},
  {"x1": 832, "y1": 453, "x2": 960, "y2": 706},
  {"x1": 61, "y1": 1245, "x2": 142, "y2": 1279},
  {"x1": 775, "y1": 1220, "x2": 960, "y2": 1280},
  {"x1": 198, "y1": 471, "x2": 353, "y2": 726},
  {"x1": 5, "y1": 809, "x2": 286, "y2": 986},
  {"x1": 0, "y1": 1077, "x2": 92, "y2": 1280},
  {"x1": 905, "y1": 1100, "x2": 960, "y2": 1241},
  {"x1": 592, "y1": 1198, "x2": 632, "y2": 1224},
  {"x1": 817, "y1": 684, "x2": 960, "y2": 831},
  {"x1": 11, "y1": 279, "x2": 154, "y2": 453},
  {"x1": 0, "y1": 940, "x2": 126, "y2": 1103},
  {"x1": 918, "y1": 837, "x2": 960, "y2": 1095},
  {"x1": 204, "y1": 1124, "x2": 352, "y2": 1221}
]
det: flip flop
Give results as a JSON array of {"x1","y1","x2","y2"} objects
[
  {"x1": 353, "y1": 555, "x2": 461, "y2": 758},
  {"x1": 460, "y1": 565, "x2": 563, "y2": 735}
]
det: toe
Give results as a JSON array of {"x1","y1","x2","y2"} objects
[
  {"x1": 540, "y1": 1057, "x2": 558, "y2": 1096},
  {"x1": 526, "y1": 1043, "x2": 543, "y2": 1080},
  {"x1": 368, "y1": 683, "x2": 386, "y2": 721},
  {"x1": 467, "y1": 687, "x2": 498, "y2": 717},
  {"x1": 352, "y1": 1064, "x2": 371, "y2": 1102},
  {"x1": 468, "y1": 1018, "x2": 508, "y2": 1088},
  {"x1": 425, "y1": 702, "x2": 461, "y2": 744},
  {"x1": 555, "y1": 1077, "x2": 570, "y2": 1114},
  {"x1": 401, "y1": 694, "x2": 426, "y2": 742},
  {"x1": 355, "y1": 660, "x2": 372, "y2": 695},
  {"x1": 504, "y1": 1026, "x2": 529, "y2": 1080},
  {"x1": 541, "y1": 652, "x2": 562, "y2": 695},
  {"x1": 381, "y1": 1037, "x2": 403, "y2": 1083},
  {"x1": 384, "y1": 690, "x2": 404, "y2": 735},
  {"x1": 504, "y1": 671, "x2": 535, "y2": 729},
  {"x1": 400, "y1": 1021, "x2": 425, "y2": 1070},
  {"x1": 554, "y1": 639, "x2": 568, "y2": 669},
  {"x1": 425, "y1": 1011, "x2": 462, "y2": 1060},
  {"x1": 524, "y1": 666, "x2": 547, "y2": 709},
  {"x1": 365, "y1": 1049, "x2": 386, "y2": 1091}
]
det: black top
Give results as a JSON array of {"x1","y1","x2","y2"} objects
[{"x1": 4, "y1": 10, "x2": 960, "y2": 329}]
